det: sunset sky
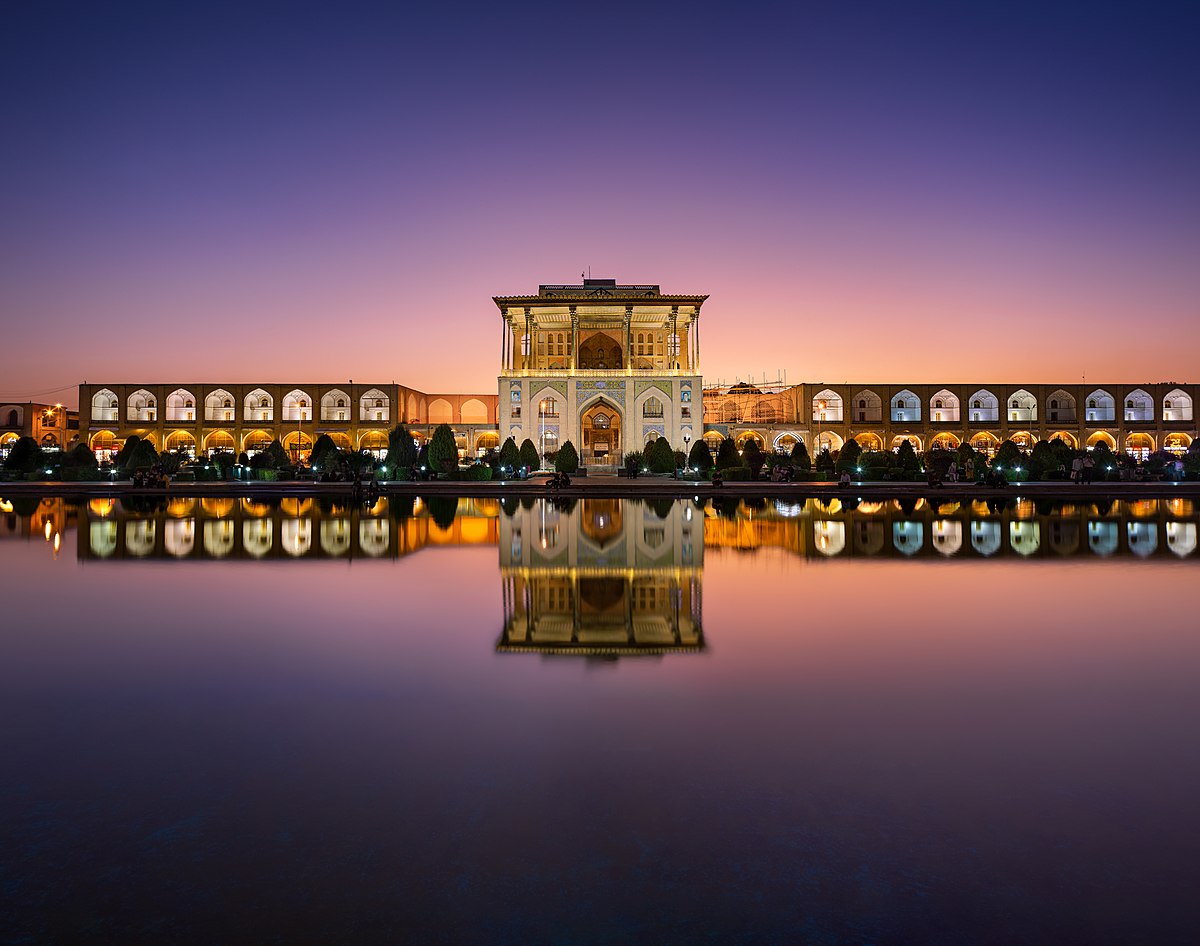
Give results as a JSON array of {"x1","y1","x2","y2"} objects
[{"x1": 2, "y1": 2, "x2": 1197, "y2": 408}]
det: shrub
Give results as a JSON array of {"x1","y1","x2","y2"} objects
[
  {"x1": 518, "y1": 438, "x2": 540, "y2": 472},
  {"x1": 387, "y1": 426, "x2": 419, "y2": 470},
  {"x1": 498, "y1": 437, "x2": 520, "y2": 473},
  {"x1": 742, "y1": 439, "x2": 765, "y2": 479},
  {"x1": 716, "y1": 438, "x2": 741, "y2": 470},
  {"x1": 647, "y1": 437, "x2": 676, "y2": 474},
  {"x1": 429, "y1": 424, "x2": 459, "y2": 474},
  {"x1": 835, "y1": 439, "x2": 862, "y2": 473},
  {"x1": 790, "y1": 440, "x2": 811, "y2": 472},
  {"x1": 623, "y1": 450, "x2": 644, "y2": 475},
  {"x1": 458, "y1": 464, "x2": 493, "y2": 481},
  {"x1": 687, "y1": 439, "x2": 713, "y2": 472},
  {"x1": 896, "y1": 438, "x2": 921, "y2": 473},
  {"x1": 555, "y1": 440, "x2": 579, "y2": 473}
]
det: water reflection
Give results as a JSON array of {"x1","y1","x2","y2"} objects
[{"x1": 498, "y1": 499, "x2": 703, "y2": 657}]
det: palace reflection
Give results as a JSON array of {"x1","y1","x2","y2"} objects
[{"x1": 497, "y1": 498, "x2": 704, "y2": 657}]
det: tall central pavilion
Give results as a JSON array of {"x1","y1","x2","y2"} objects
[{"x1": 495, "y1": 278, "x2": 706, "y2": 470}]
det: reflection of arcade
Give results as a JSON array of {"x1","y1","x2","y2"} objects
[{"x1": 498, "y1": 499, "x2": 704, "y2": 657}]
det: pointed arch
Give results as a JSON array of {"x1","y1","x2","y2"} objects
[
  {"x1": 282, "y1": 389, "x2": 312, "y2": 421},
  {"x1": 930, "y1": 432, "x2": 961, "y2": 451},
  {"x1": 1125, "y1": 432, "x2": 1155, "y2": 459},
  {"x1": 127, "y1": 388, "x2": 157, "y2": 422},
  {"x1": 1007, "y1": 389, "x2": 1037, "y2": 422},
  {"x1": 1085, "y1": 389, "x2": 1115, "y2": 422},
  {"x1": 1048, "y1": 431, "x2": 1078, "y2": 449},
  {"x1": 814, "y1": 430, "x2": 843, "y2": 453},
  {"x1": 1123, "y1": 388, "x2": 1153, "y2": 422},
  {"x1": 967, "y1": 389, "x2": 998, "y2": 423},
  {"x1": 852, "y1": 389, "x2": 882, "y2": 423},
  {"x1": 204, "y1": 389, "x2": 236, "y2": 422},
  {"x1": 165, "y1": 388, "x2": 196, "y2": 422},
  {"x1": 321, "y1": 389, "x2": 351, "y2": 422},
  {"x1": 1045, "y1": 389, "x2": 1076, "y2": 423},
  {"x1": 892, "y1": 434, "x2": 923, "y2": 452},
  {"x1": 853, "y1": 432, "x2": 884, "y2": 451},
  {"x1": 359, "y1": 388, "x2": 390, "y2": 422},
  {"x1": 1163, "y1": 388, "x2": 1193, "y2": 421},
  {"x1": 92, "y1": 388, "x2": 119, "y2": 422},
  {"x1": 812, "y1": 389, "x2": 843, "y2": 422},
  {"x1": 460, "y1": 398, "x2": 488, "y2": 424},
  {"x1": 929, "y1": 389, "x2": 960, "y2": 423},
  {"x1": 428, "y1": 398, "x2": 453, "y2": 424},
  {"x1": 245, "y1": 389, "x2": 273, "y2": 422},
  {"x1": 890, "y1": 389, "x2": 920, "y2": 422},
  {"x1": 406, "y1": 393, "x2": 418, "y2": 422},
  {"x1": 1086, "y1": 431, "x2": 1117, "y2": 451}
]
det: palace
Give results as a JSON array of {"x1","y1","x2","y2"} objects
[
  {"x1": 1, "y1": 402, "x2": 78, "y2": 460},
  {"x1": 60, "y1": 277, "x2": 1198, "y2": 468},
  {"x1": 496, "y1": 278, "x2": 703, "y2": 471}
]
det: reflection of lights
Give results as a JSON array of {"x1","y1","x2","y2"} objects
[
  {"x1": 45, "y1": 521, "x2": 52, "y2": 540},
  {"x1": 0, "y1": 499, "x2": 12, "y2": 513},
  {"x1": 53, "y1": 532, "x2": 60, "y2": 554}
]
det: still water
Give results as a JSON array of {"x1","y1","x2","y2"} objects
[{"x1": 3, "y1": 495, "x2": 1198, "y2": 944}]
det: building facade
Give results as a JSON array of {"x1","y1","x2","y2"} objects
[
  {"x1": 0, "y1": 402, "x2": 79, "y2": 460},
  {"x1": 702, "y1": 382, "x2": 1197, "y2": 460},
  {"x1": 496, "y1": 279, "x2": 704, "y2": 470},
  {"x1": 77, "y1": 383, "x2": 499, "y2": 462}
]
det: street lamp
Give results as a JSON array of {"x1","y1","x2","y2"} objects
[{"x1": 539, "y1": 399, "x2": 547, "y2": 470}]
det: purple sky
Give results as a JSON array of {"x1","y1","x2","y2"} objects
[{"x1": 2, "y1": 2, "x2": 1197, "y2": 408}]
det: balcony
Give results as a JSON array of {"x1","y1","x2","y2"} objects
[{"x1": 500, "y1": 367, "x2": 693, "y2": 378}]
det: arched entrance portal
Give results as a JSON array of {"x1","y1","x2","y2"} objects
[{"x1": 581, "y1": 400, "x2": 621, "y2": 466}]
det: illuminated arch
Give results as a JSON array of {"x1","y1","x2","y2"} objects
[
  {"x1": 245, "y1": 389, "x2": 273, "y2": 422},
  {"x1": 360, "y1": 388, "x2": 390, "y2": 422},
  {"x1": 320, "y1": 389, "x2": 351, "y2": 422},
  {"x1": 812, "y1": 389, "x2": 843, "y2": 422},
  {"x1": 1086, "y1": 431, "x2": 1117, "y2": 451},
  {"x1": 815, "y1": 430, "x2": 843, "y2": 453},
  {"x1": 1007, "y1": 389, "x2": 1036, "y2": 422},
  {"x1": 165, "y1": 388, "x2": 196, "y2": 422},
  {"x1": 204, "y1": 389, "x2": 236, "y2": 422},
  {"x1": 1124, "y1": 432, "x2": 1154, "y2": 460},
  {"x1": 1163, "y1": 388, "x2": 1193, "y2": 422},
  {"x1": 890, "y1": 390, "x2": 920, "y2": 422},
  {"x1": 203, "y1": 430, "x2": 236, "y2": 455},
  {"x1": 891, "y1": 434, "x2": 923, "y2": 452},
  {"x1": 853, "y1": 432, "x2": 884, "y2": 451},
  {"x1": 929, "y1": 389, "x2": 960, "y2": 423},
  {"x1": 1085, "y1": 389, "x2": 1115, "y2": 422},
  {"x1": 164, "y1": 430, "x2": 196, "y2": 457},
  {"x1": 929, "y1": 432, "x2": 961, "y2": 451},
  {"x1": 407, "y1": 393, "x2": 418, "y2": 422},
  {"x1": 1164, "y1": 432, "x2": 1192, "y2": 455},
  {"x1": 359, "y1": 429, "x2": 388, "y2": 457},
  {"x1": 282, "y1": 389, "x2": 312, "y2": 422},
  {"x1": 967, "y1": 389, "x2": 998, "y2": 423},
  {"x1": 92, "y1": 389, "x2": 119, "y2": 422},
  {"x1": 1123, "y1": 388, "x2": 1153, "y2": 422},
  {"x1": 127, "y1": 389, "x2": 157, "y2": 422},
  {"x1": 242, "y1": 429, "x2": 274, "y2": 455},
  {"x1": 736, "y1": 430, "x2": 767, "y2": 451},
  {"x1": 773, "y1": 431, "x2": 801, "y2": 452},
  {"x1": 1048, "y1": 431, "x2": 1078, "y2": 449},
  {"x1": 282, "y1": 430, "x2": 313, "y2": 462},
  {"x1": 89, "y1": 430, "x2": 118, "y2": 462},
  {"x1": 932, "y1": 520, "x2": 963, "y2": 556}
]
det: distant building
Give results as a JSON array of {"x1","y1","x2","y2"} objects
[
  {"x1": 0, "y1": 402, "x2": 79, "y2": 460},
  {"x1": 77, "y1": 383, "x2": 498, "y2": 462},
  {"x1": 496, "y1": 278, "x2": 704, "y2": 470}
]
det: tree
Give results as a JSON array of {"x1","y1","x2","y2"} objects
[
  {"x1": 63, "y1": 442, "x2": 98, "y2": 471},
  {"x1": 498, "y1": 437, "x2": 520, "y2": 474},
  {"x1": 555, "y1": 439, "x2": 579, "y2": 473},
  {"x1": 896, "y1": 438, "x2": 920, "y2": 474},
  {"x1": 311, "y1": 434, "x2": 340, "y2": 468},
  {"x1": 741, "y1": 438, "x2": 765, "y2": 479},
  {"x1": 1028, "y1": 440, "x2": 1060, "y2": 480},
  {"x1": 3, "y1": 437, "x2": 44, "y2": 473},
  {"x1": 623, "y1": 449, "x2": 644, "y2": 476},
  {"x1": 518, "y1": 438, "x2": 540, "y2": 472},
  {"x1": 687, "y1": 438, "x2": 714, "y2": 472},
  {"x1": 835, "y1": 439, "x2": 862, "y2": 474},
  {"x1": 124, "y1": 438, "x2": 159, "y2": 470},
  {"x1": 790, "y1": 440, "x2": 811, "y2": 472},
  {"x1": 815, "y1": 447, "x2": 834, "y2": 474},
  {"x1": 647, "y1": 437, "x2": 676, "y2": 474},
  {"x1": 716, "y1": 437, "x2": 742, "y2": 470},
  {"x1": 994, "y1": 439, "x2": 1023, "y2": 471},
  {"x1": 114, "y1": 435, "x2": 142, "y2": 471},
  {"x1": 428, "y1": 423, "x2": 459, "y2": 474},
  {"x1": 386, "y1": 425, "x2": 419, "y2": 470}
]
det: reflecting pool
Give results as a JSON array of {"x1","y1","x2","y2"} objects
[{"x1": 2, "y1": 495, "x2": 1198, "y2": 943}]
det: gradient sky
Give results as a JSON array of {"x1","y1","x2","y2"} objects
[{"x1": 2, "y1": 1, "x2": 1197, "y2": 408}]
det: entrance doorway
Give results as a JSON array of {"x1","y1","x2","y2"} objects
[{"x1": 581, "y1": 400, "x2": 621, "y2": 465}]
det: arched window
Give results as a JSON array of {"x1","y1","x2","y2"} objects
[
  {"x1": 539, "y1": 397, "x2": 558, "y2": 416},
  {"x1": 1050, "y1": 399, "x2": 1058, "y2": 409},
  {"x1": 973, "y1": 400, "x2": 981, "y2": 408},
  {"x1": 935, "y1": 399, "x2": 943, "y2": 408},
  {"x1": 1088, "y1": 399, "x2": 1096, "y2": 408},
  {"x1": 643, "y1": 397, "x2": 664, "y2": 418},
  {"x1": 592, "y1": 412, "x2": 610, "y2": 429}
]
